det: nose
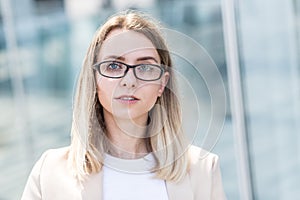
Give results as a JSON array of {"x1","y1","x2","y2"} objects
[{"x1": 120, "y1": 68, "x2": 137, "y2": 88}]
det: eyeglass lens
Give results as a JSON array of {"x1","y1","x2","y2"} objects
[{"x1": 98, "y1": 61, "x2": 163, "y2": 81}]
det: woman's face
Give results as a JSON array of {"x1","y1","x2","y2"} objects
[{"x1": 95, "y1": 29, "x2": 169, "y2": 125}]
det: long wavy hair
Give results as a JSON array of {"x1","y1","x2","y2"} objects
[{"x1": 68, "y1": 10, "x2": 189, "y2": 182}]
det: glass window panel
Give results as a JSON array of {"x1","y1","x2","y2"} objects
[{"x1": 237, "y1": 0, "x2": 300, "y2": 199}]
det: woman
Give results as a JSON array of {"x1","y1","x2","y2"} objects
[{"x1": 21, "y1": 10, "x2": 226, "y2": 200}]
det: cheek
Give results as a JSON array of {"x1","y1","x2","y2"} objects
[
  {"x1": 142, "y1": 81, "x2": 162, "y2": 94},
  {"x1": 138, "y1": 83, "x2": 161, "y2": 105},
  {"x1": 96, "y1": 78, "x2": 118, "y2": 108}
]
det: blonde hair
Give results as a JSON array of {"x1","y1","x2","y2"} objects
[{"x1": 68, "y1": 10, "x2": 189, "y2": 182}]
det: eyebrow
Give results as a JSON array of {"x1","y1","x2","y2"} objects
[
  {"x1": 103, "y1": 55, "x2": 125, "y2": 61},
  {"x1": 103, "y1": 55, "x2": 159, "y2": 63},
  {"x1": 136, "y1": 56, "x2": 159, "y2": 63}
]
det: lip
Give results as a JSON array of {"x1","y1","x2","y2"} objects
[{"x1": 115, "y1": 95, "x2": 140, "y2": 104}]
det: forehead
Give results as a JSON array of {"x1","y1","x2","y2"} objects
[{"x1": 98, "y1": 29, "x2": 159, "y2": 61}]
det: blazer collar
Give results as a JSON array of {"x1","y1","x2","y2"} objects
[
  {"x1": 81, "y1": 170, "x2": 103, "y2": 200},
  {"x1": 166, "y1": 175, "x2": 194, "y2": 200}
]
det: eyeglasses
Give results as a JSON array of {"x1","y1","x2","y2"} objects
[{"x1": 93, "y1": 60, "x2": 165, "y2": 81}]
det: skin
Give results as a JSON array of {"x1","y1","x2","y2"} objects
[{"x1": 95, "y1": 29, "x2": 169, "y2": 158}]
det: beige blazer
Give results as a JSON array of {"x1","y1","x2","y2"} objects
[{"x1": 21, "y1": 146, "x2": 226, "y2": 200}]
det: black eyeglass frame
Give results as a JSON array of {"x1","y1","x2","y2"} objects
[{"x1": 93, "y1": 60, "x2": 166, "y2": 81}]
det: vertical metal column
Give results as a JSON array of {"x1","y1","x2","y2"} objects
[{"x1": 221, "y1": 0, "x2": 254, "y2": 199}]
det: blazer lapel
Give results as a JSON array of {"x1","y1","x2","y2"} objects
[
  {"x1": 81, "y1": 170, "x2": 103, "y2": 200},
  {"x1": 166, "y1": 175, "x2": 194, "y2": 200}
]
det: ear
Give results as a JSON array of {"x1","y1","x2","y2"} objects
[{"x1": 158, "y1": 72, "x2": 169, "y2": 97}]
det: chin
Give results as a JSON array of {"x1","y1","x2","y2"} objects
[{"x1": 112, "y1": 111, "x2": 148, "y2": 121}]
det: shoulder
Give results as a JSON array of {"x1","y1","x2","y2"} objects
[
  {"x1": 187, "y1": 145, "x2": 221, "y2": 182},
  {"x1": 28, "y1": 146, "x2": 70, "y2": 173},
  {"x1": 187, "y1": 145, "x2": 227, "y2": 200},
  {"x1": 36, "y1": 146, "x2": 71, "y2": 176},
  {"x1": 21, "y1": 146, "x2": 80, "y2": 200},
  {"x1": 188, "y1": 145, "x2": 219, "y2": 165},
  {"x1": 39, "y1": 146, "x2": 70, "y2": 164},
  {"x1": 36, "y1": 147, "x2": 82, "y2": 196},
  {"x1": 188, "y1": 145, "x2": 219, "y2": 168}
]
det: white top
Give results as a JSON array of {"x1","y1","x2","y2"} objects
[{"x1": 103, "y1": 153, "x2": 169, "y2": 200}]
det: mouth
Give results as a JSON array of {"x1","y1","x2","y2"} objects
[{"x1": 115, "y1": 95, "x2": 140, "y2": 103}]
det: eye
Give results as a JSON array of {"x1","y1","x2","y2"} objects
[
  {"x1": 138, "y1": 64, "x2": 153, "y2": 72},
  {"x1": 108, "y1": 62, "x2": 122, "y2": 70},
  {"x1": 102, "y1": 62, "x2": 125, "y2": 72}
]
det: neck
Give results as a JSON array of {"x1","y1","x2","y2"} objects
[{"x1": 104, "y1": 111, "x2": 149, "y2": 159}]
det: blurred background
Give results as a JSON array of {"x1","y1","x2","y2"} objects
[{"x1": 0, "y1": 0, "x2": 300, "y2": 199}]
